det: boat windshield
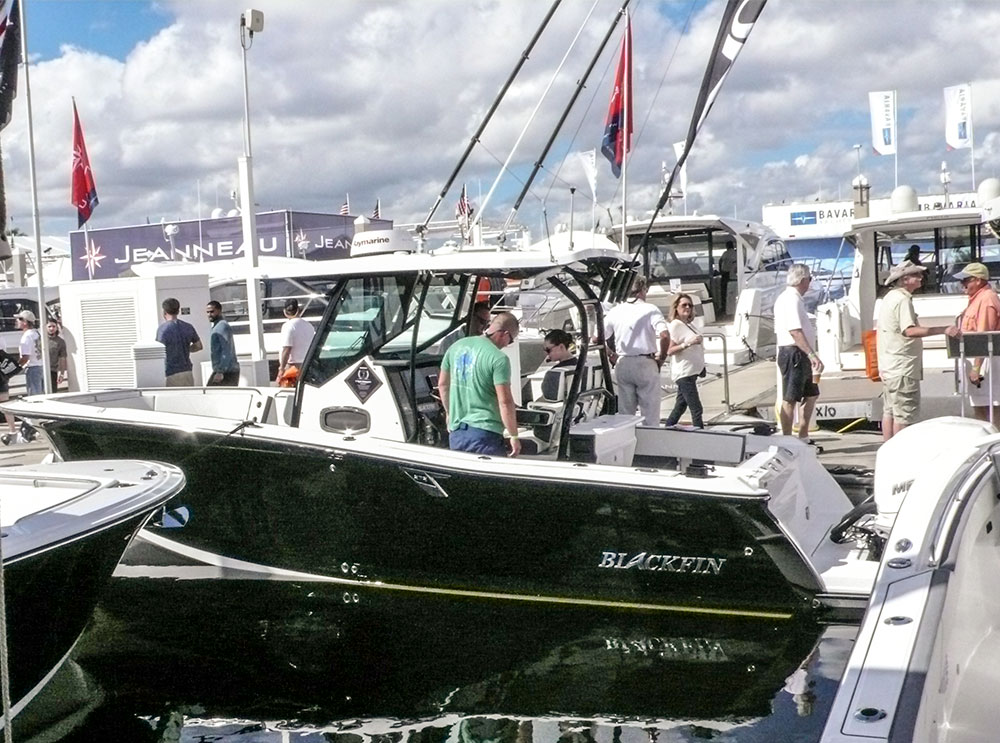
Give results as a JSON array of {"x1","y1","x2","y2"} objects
[
  {"x1": 305, "y1": 272, "x2": 469, "y2": 384},
  {"x1": 873, "y1": 223, "x2": 1000, "y2": 294}
]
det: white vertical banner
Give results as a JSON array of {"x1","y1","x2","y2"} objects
[
  {"x1": 577, "y1": 149, "x2": 597, "y2": 201},
  {"x1": 672, "y1": 141, "x2": 688, "y2": 194},
  {"x1": 944, "y1": 83, "x2": 973, "y2": 150},
  {"x1": 868, "y1": 90, "x2": 897, "y2": 156}
]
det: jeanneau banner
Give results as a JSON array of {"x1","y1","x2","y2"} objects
[
  {"x1": 944, "y1": 83, "x2": 973, "y2": 150},
  {"x1": 868, "y1": 90, "x2": 897, "y2": 156}
]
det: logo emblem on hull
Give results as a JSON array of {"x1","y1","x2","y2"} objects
[{"x1": 597, "y1": 551, "x2": 727, "y2": 575}]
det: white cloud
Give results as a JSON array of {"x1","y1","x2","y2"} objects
[{"x1": 3, "y1": 0, "x2": 999, "y2": 240}]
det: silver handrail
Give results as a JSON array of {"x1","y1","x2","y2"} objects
[{"x1": 697, "y1": 330, "x2": 731, "y2": 413}]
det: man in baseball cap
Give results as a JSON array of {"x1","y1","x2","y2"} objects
[
  {"x1": 15, "y1": 309, "x2": 43, "y2": 396},
  {"x1": 955, "y1": 262, "x2": 1000, "y2": 421},
  {"x1": 877, "y1": 260, "x2": 959, "y2": 440}
]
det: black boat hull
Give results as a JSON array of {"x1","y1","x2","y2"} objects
[
  {"x1": 3, "y1": 507, "x2": 154, "y2": 718},
  {"x1": 44, "y1": 417, "x2": 822, "y2": 617}
]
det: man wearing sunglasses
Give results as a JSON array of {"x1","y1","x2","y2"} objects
[{"x1": 439, "y1": 311, "x2": 522, "y2": 457}]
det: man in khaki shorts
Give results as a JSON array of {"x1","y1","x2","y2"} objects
[{"x1": 876, "y1": 260, "x2": 959, "y2": 441}]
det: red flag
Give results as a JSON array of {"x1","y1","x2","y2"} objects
[
  {"x1": 601, "y1": 14, "x2": 632, "y2": 178},
  {"x1": 71, "y1": 101, "x2": 99, "y2": 227}
]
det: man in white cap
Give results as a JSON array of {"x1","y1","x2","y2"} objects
[
  {"x1": 877, "y1": 260, "x2": 960, "y2": 441},
  {"x1": 955, "y1": 261, "x2": 1000, "y2": 421},
  {"x1": 15, "y1": 310, "x2": 44, "y2": 396}
]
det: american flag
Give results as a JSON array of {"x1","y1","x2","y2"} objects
[
  {"x1": 455, "y1": 184, "x2": 471, "y2": 218},
  {"x1": 339, "y1": 195, "x2": 350, "y2": 216},
  {"x1": 372, "y1": 199, "x2": 381, "y2": 220}
]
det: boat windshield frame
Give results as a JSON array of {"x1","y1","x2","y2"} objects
[{"x1": 869, "y1": 221, "x2": 998, "y2": 296}]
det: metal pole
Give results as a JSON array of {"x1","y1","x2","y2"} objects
[
  {"x1": 20, "y1": 0, "x2": 51, "y2": 395},
  {"x1": 239, "y1": 17, "x2": 266, "y2": 376}
]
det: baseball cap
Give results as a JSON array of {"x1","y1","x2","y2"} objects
[{"x1": 954, "y1": 262, "x2": 990, "y2": 281}]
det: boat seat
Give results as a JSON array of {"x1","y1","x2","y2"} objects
[{"x1": 633, "y1": 426, "x2": 746, "y2": 470}]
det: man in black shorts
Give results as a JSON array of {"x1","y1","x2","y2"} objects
[{"x1": 773, "y1": 264, "x2": 823, "y2": 439}]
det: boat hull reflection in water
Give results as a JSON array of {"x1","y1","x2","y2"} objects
[{"x1": 48, "y1": 579, "x2": 857, "y2": 741}]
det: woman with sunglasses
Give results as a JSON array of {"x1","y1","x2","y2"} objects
[{"x1": 663, "y1": 293, "x2": 705, "y2": 428}]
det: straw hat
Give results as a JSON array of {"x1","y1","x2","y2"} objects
[{"x1": 884, "y1": 259, "x2": 926, "y2": 286}]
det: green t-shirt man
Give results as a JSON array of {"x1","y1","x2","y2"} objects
[{"x1": 440, "y1": 334, "x2": 511, "y2": 434}]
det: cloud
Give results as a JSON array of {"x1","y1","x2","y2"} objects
[{"x1": 3, "y1": 0, "x2": 999, "y2": 240}]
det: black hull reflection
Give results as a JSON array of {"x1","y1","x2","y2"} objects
[
  {"x1": 50, "y1": 579, "x2": 855, "y2": 740},
  {"x1": 46, "y1": 420, "x2": 816, "y2": 616}
]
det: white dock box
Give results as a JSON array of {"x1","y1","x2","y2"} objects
[{"x1": 567, "y1": 414, "x2": 643, "y2": 466}]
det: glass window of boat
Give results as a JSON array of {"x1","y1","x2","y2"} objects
[
  {"x1": 874, "y1": 225, "x2": 979, "y2": 294},
  {"x1": 978, "y1": 225, "x2": 1000, "y2": 280},
  {"x1": 936, "y1": 226, "x2": 976, "y2": 293},
  {"x1": 631, "y1": 229, "x2": 721, "y2": 285},
  {"x1": 0, "y1": 298, "x2": 40, "y2": 332},
  {"x1": 306, "y1": 273, "x2": 467, "y2": 384}
]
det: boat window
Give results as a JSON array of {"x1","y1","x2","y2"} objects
[
  {"x1": 0, "y1": 298, "x2": 39, "y2": 332},
  {"x1": 636, "y1": 230, "x2": 715, "y2": 284},
  {"x1": 979, "y1": 225, "x2": 1000, "y2": 280},
  {"x1": 211, "y1": 277, "x2": 338, "y2": 336},
  {"x1": 935, "y1": 226, "x2": 975, "y2": 293},
  {"x1": 305, "y1": 273, "x2": 468, "y2": 385}
]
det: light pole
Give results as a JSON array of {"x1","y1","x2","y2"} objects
[
  {"x1": 239, "y1": 9, "x2": 267, "y2": 382},
  {"x1": 852, "y1": 144, "x2": 862, "y2": 184}
]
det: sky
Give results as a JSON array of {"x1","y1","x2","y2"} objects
[{"x1": 5, "y1": 0, "x2": 1000, "y2": 241}]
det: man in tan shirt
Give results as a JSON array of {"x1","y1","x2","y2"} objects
[{"x1": 876, "y1": 260, "x2": 959, "y2": 441}]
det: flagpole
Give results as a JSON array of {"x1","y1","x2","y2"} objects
[
  {"x1": 619, "y1": 13, "x2": 629, "y2": 254},
  {"x1": 970, "y1": 82, "x2": 976, "y2": 191},
  {"x1": 20, "y1": 0, "x2": 52, "y2": 395},
  {"x1": 893, "y1": 89, "x2": 898, "y2": 189}
]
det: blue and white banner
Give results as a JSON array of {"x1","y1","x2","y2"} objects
[
  {"x1": 944, "y1": 83, "x2": 973, "y2": 150},
  {"x1": 868, "y1": 90, "x2": 897, "y2": 156}
]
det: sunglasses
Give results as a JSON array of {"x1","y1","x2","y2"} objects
[{"x1": 678, "y1": 302, "x2": 693, "y2": 308}]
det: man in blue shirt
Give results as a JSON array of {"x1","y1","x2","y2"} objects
[
  {"x1": 155, "y1": 297, "x2": 202, "y2": 386},
  {"x1": 206, "y1": 300, "x2": 240, "y2": 386}
]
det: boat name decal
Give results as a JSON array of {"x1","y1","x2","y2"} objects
[
  {"x1": 604, "y1": 635, "x2": 729, "y2": 661},
  {"x1": 597, "y1": 551, "x2": 726, "y2": 575}
]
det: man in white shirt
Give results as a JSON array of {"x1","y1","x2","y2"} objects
[
  {"x1": 16, "y1": 310, "x2": 44, "y2": 396},
  {"x1": 603, "y1": 275, "x2": 670, "y2": 426},
  {"x1": 276, "y1": 298, "x2": 317, "y2": 385},
  {"x1": 773, "y1": 264, "x2": 823, "y2": 439}
]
